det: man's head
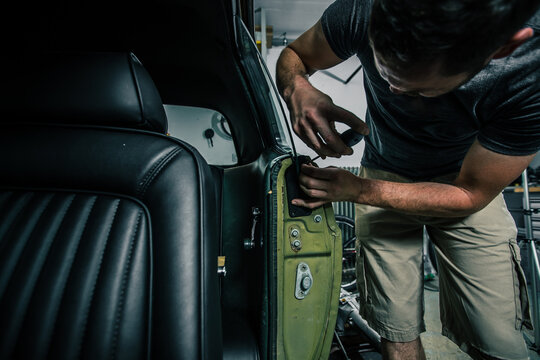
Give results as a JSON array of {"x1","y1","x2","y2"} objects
[{"x1": 368, "y1": 0, "x2": 540, "y2": 97}]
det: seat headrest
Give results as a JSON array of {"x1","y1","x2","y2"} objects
[{"x1": 0, "y1": 52, "x2": 167, "y2": 133}]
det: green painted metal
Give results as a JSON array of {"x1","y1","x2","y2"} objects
[{"x1": 273, "y1": 158, "x2": 342, "y2": 359}]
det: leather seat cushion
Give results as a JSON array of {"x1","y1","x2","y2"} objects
[{"x1": 0, "y1": 191, "x2": 150, "y2": 360}]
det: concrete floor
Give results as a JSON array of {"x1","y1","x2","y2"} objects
[{"x1": 421, "y1": 287, "x2": 540, "y2": 360}]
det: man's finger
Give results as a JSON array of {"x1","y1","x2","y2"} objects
[
  {"x1": 299, "y1": 107, "x2": 346, "y2": 157},
  {"x1": 299, "y1": 183, "x2": 328, "y2": 198},
  {"x1": 300, "y1": 121, "x2": 325, "y2": 151},
  {"x1": 291, "y1": 197, "x2": 328, "y2": 209},
  {"x1": 332, "y1": 105, "x2": 370, "y2": 136},
  {"x1": 299, "y1": 177, "x2": 330, "y2": 195},
  {"x1": 309, "y1": 122, "x2": 344, "y2": 157},
  {"x1": 313, "y1": 119, "x2": 350, "y2": 156},
  {"x1": 301, "y1": 163, "x2": 337, "y2": 180},
  {"x1": 299, "y1": 117, "x2": 339, "y2": 158}
]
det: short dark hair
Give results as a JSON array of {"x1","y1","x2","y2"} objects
[{"x1": 368, "y1": 0, "x2": 540, "y2": 76}]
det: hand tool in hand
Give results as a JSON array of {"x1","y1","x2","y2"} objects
[{"x1": 311, "y1": 129, "x2": 364, "y2": 162}]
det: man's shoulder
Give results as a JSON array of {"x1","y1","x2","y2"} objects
[
  {"x1": 321, "y1": 0, "x2": 373, "y2": 60},
  {"x1": 323, "y1": 0, "x2": 372, "y2": 16},
  {"x1": 458, "y1": 29, "x2": 539, "y2": 106},
  {"x1": 322, "y1": 0, "x2": 373, "y2": 30}
]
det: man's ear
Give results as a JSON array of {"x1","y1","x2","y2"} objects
[{"x1": 492, "y1": 27, "x2": 534, "y2": 59}]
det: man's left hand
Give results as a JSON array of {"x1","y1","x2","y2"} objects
[{"x1": 293, "y1": 163, "x2": 361, "y2": 208}]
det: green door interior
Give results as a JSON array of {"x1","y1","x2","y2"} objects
[{"x1": 266, "y1": 157, "x2": 342, "y2": 359}]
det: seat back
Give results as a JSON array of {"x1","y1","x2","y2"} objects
[{"x1": 0, "y1": 52, "x2": 222, "y2": 359}]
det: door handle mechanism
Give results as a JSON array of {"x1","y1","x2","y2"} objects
[{"x1": 295, "y1": 262, "x2": 313, "y2": 299}]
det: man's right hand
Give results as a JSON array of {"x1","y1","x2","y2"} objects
[
  {"x1": 287, "y1": 76, "x2": 369, "y2": 159},
  {"x1": 276, "y1": 20, "x2": 369, "y2": 159}
]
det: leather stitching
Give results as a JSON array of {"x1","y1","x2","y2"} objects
[
  {"x1": 45, "y1": 194, "x2": 96, "y2": 358},
  {"x1": 9, "y1": 192, "x2": 74, "y2": 357},
  {"x1": 0, "y1": 191, "x2": 16, "y2": 245},
  {"x1": 0, "y1": 192, "x2": 34, "y2": 266},
  {"x1": 137, "y1": 147, "x2": 183, "y2": 197},
  {"x1": 110, "y1": 210, "x2": 142, "y2": 360},
  {"x1": 76, "y1": 198, "x2": 120, "y2": 359},
  {"x1": 0, "y1": 192, "x2": 52, "y2": 300}
]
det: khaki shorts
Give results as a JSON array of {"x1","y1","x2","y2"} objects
[{"x1": 355, "y1": 167, "x2": 532, "y2": 359}]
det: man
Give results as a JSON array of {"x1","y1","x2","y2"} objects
[{"x1": 276, "y1": 0, "x2": 540, "y2": 359}]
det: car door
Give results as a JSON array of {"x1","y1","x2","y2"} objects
[{"x1": 228, "y1": 14, "x2": 343, "y2": 360}]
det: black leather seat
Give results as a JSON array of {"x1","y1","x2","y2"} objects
[{"x1": 0, "y1": 52, "x2": 222, "y2": 359}]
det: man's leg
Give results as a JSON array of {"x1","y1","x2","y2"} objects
[
  {"x1": 355, "y1": 167, "x2": 427, "y2": 358},
  {"x1": 426, "y1": 193, "x2": 531, "y2": 360},
  {"x1": 381, "y1": 337, "x2": 426, "y2": 360}
]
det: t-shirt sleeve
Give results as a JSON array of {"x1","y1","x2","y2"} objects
[
  {"x1": 477, "y1": 37, "x2": 540, "y2": 156},
  {"x1": 320, "y1": 0, "x2": 371, "y2": 60},
  {"x1": 478, "y1": 95, "x2": 540, "y2": 156}
]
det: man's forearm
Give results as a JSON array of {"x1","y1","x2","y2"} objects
[
  {"x1": 296, "y1": 141, "x2": 532, "y2": 216},
  {"x1": 357, "y1": 177, "x2": 486, "y2": 217},
  {"x1": 276, "y1": 47, "x2": 313, "y2": 102}
]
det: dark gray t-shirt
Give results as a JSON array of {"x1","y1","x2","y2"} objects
[{"x1": 321, "y1": 0, "x2": 540, "y2": 180}]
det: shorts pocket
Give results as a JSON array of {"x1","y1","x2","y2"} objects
[{"x1": 509, "y1": 241, "x2": 533, "y2": 330}]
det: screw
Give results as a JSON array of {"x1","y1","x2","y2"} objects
[
  {"x1": 314, "y1": 215, "x2": 322, "y2": 223},
  {"x1": 300, "y1": 264, "x2": 307, "y2": 271},
  {"x1": 291, "y1": 228, "x2": 299, "y2": 237}
]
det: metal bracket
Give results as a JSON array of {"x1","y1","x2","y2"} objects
[{"x1": 523, "y1": 208, "x2": 540, "y2": 215}]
